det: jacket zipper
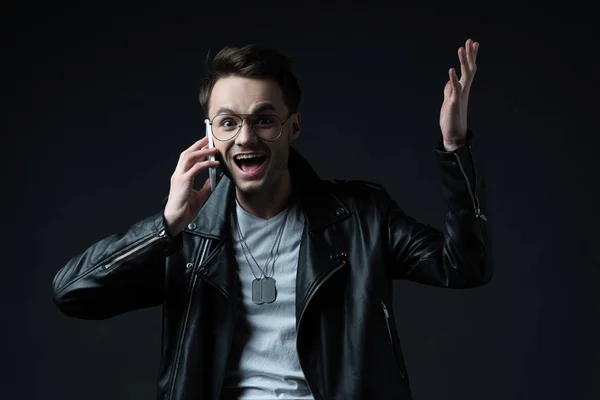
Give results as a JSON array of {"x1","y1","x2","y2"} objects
[
  {"x1": 296, "y1": 259, "x2": 348, "y2": 400},
  {"x1": 380, "y1": 300, "x2": 405, "y2": 379},
  {"x1": 453, "y1": 152, "x2": 487, "y2": 221},
  {"x1": 167, "y1": 238, "x2": 210, "y2": 400},
  {"x1": 215, "y1": 303, "x2": 236, "y2": 400},
  {"x1": 214, "y1": 241, "x2": 236, "y2": 400},
  {"x1": 102, "y1": 229, "x2": 167, "y2": 271}
]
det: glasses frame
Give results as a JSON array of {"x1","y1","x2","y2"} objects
[{"x1": 207, "y1": 113, "x2": 293, "y2": 142}]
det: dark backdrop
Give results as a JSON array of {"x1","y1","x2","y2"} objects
[{"x1": 3, "y1": 5, "x2": 599, "y2": 400}]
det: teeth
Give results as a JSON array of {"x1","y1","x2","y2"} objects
[{"x1": 235, "y1": 154, "x2": 263, "y2": 160}]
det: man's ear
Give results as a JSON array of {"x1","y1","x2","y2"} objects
[{"x1": 289, "y1": 112, "x2": 301, "y2": 142}]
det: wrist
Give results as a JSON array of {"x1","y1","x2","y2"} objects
[
  {"x1": 443, "y1": 139, "x2": 466, "y2": 152},
  {"x1": 163, "y1": 210, "x2": 184, "y2": 237}
]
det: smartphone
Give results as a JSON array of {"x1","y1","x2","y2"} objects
[{"x1": 204, "y1": 119, "x2": 217, "y2": 192}]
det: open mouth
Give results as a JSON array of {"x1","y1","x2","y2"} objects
[{"x1": 233, "y1": 153, "x2": 267, "y2": 174}]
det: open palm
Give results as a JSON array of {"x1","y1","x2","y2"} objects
[{"x1": 439, "y1": 39, "x2": 479, "y2": 150}]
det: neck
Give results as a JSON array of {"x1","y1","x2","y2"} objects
[{"x1": 235, "y1": 170, "x2": 294, "y2": 220}]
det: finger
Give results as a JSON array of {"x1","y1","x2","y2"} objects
[
  {"x1": 182, "y1": 147, "x2": 219, "y2": 172},
  {"x1": 183, "y1": 137, "x2": 210, "y2": 155},
  {"x1": 473, "y1": 41, "x2": 479, "y2": 63},
  {"x1": 176, "y1": 146, "x2": 218, "y2": 174},
  {"x1": 458, "y1": 47, "x2": 468, "y2": 84},
  {"x1": 465, "y1": 39, "x2": 474, "y2": 67},
  {"x1": 176, "y1": 137, "x2": 208, "y2": 164},
  {"x1": 183, "y1": 159, "x2": 220, "y2": 181},
  {"x1": 449, "y1": 68, "x2": 460, "y2": 96}
]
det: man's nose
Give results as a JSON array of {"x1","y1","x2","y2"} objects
[{"x1": 234, "y1": 120, "x2": 258, "y2": 146}]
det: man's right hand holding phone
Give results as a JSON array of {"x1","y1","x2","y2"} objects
[{"x1": 163, "y1": 136, "x2": 220, "y2": 236}]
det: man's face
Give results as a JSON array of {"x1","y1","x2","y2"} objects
[{"x1": 208, "y1": 76, "x2": 300, "y2": 195}]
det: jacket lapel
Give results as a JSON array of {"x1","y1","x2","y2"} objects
[
  {"x1": 286, "y1": 148, "x2": 352, "y2": 322},
  {"x1": 183, "y1": 172, "x2": 236, "y2": 298},
  {"x1": 180, "y1": 146, "x2": 352, "y2": 312}
]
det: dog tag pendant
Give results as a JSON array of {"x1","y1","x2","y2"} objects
[
  {"x1": 261, "y1": 277, "x2": 277, "y2": 303},
  {"x1": 252, "y1": 278, "x2": 264, "y2": 305}
]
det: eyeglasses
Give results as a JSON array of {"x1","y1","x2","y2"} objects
[{"x1": 207, "y1": 113, "x2": 292, "y2": 142}]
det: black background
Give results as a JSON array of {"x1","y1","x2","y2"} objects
[{"x1": 3, "y1": 5, "x2": 599, "y2": 400}]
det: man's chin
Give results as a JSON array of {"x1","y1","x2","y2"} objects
[
  {"x1": 233, "y1": 179, "x2": 266, "y2": 195},
  {"x1": 231, "y1": 168, "x2": 265, "y2": 191}
]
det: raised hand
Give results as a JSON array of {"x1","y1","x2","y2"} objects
[{"x1": 439, "y1": 39, "x2": 479, "y2": 151}]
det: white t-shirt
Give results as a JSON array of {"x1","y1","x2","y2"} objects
[{"x1": 220, "y1": 199, "x2": 314, "y2": 400}]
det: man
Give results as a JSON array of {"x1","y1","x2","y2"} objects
[{"x1": 53, "y1": 40, "x2": 491, "y2": 400}]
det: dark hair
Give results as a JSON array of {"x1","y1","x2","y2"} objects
[{"x1": 199, "y1": 44, "x2": 302, "y2": 116}]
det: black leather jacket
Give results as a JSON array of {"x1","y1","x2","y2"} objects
[{"x1": 53, "y1": 133, "x2": 492, "y2": 400}]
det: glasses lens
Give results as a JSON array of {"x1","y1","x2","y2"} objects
[
  {"x1": 212, "y1": 114, "x2": 243, "y2": 141},
  {"x1": 211, "y1": 114, "x2": 283, "y2": 141},
  {"x1": 249, "y1": 114, "x2": 282, "y2": 141}
]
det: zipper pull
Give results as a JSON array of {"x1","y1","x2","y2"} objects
[
  {"x1": 381, "y1": 301, "x2": 389, "y2": 318},
  {"x1": 475, "y1": 208, "x2": 488, "y2": 221}
]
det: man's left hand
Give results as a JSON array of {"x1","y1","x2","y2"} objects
[{"x1": 439, "y1": 39, "x2": 479, "y2": 151}]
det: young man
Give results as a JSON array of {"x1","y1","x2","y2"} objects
[{"x1": 53, "y1": 40, "x2": 491, "y2": 400}]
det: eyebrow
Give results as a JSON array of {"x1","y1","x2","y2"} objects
[{"x1": 215, "y1": 103, "x2": 277, "y2": 116}]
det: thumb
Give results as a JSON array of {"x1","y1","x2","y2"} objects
[
  {"x1": 199, "y1": 177, "x2": 212, "y2": 193},
  {"x1": 193, "y1": 177, "x2": 211, "y2": 197},
  {"x1": 449, "y1": 68, "x2": 460, "y2": 97},
  {"x1": 443, "y1": 80, "x2": 452, "y2": 99},
  {"x1": 192, "y1": 177, "x2": 212, "y2": 205}
]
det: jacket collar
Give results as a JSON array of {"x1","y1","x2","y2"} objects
[{"x1": 187, "y1": 146, "x2": 350, "y2": 238}]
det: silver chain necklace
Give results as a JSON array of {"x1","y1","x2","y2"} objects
[{"x1": 233, "y1": 203, "x2": 291, "y2": 305}]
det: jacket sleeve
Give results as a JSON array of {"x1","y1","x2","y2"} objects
[
  {"x1": 387, "y1": 131, "x2": 492, "y2": 288},
  {"x1": 52, "y1": 207, "x2": 182, "y2": 319}
]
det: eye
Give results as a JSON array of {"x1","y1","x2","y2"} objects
[
  {"x1": 252, "y1": 115, "x2": 275, "y2": 126},
  {"x1": 218, "y1": 117, "x2": 239, "y2": 130}
]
